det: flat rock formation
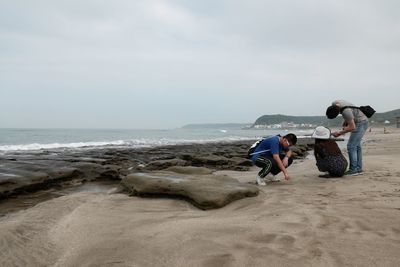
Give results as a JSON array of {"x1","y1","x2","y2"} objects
[
  {"x1": 121, "y1": 167, "x2": 259, "y2": 210},
  {"x1": 1, "y1": 139, "x2": 312, "y2": 200}
]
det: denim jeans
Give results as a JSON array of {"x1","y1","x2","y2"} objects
[{"x1": 347, "y1": 121, "x2": 369, "y2": 171}]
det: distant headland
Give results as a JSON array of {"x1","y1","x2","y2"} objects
[{"x1": 181, "y1": 109, "x2": 400, "y2": 129}]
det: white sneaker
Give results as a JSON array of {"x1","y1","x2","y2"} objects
[
  {"x1": 256, "y1": 176, "x2": 266, "y2": 186},
  {"x1": 266, "y1": 174, "x2": 280, "y2": 182}
]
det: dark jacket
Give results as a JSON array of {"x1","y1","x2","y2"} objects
[{"x1": 314, "y1": 139, "x2": 348, "y2": 177}]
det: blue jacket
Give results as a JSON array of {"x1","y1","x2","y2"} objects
[{"x1": 251, "y1": 135, "x2": 288, "y2": 162}]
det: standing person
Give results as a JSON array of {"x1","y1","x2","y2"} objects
[
  {"x1": 326, "y1": 100, "x2": 369, "y2": 176},
  {"x1": 251, "y1": 133, "x2": 297, "y2": 185},
  {"x1": 312, "y1": 126, "x2": 348, "y2": 177}
]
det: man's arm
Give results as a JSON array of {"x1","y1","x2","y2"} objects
[
  {"x1": 332, "y1": 119, "x2": 355, "y2": 137},
  {"x1": 282, "y1": 150, "x2": 292, "y2": 167},
  {"x1": 272, "y1": 154, "x2": 291, "y2": 180}
]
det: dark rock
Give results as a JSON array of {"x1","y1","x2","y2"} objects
[
  {"x1": 230, "y1": 157, "x2": 253, "y2": 166},
  {"x1": 191, "y1": 155, "x2": 231, "y2": 166},
  {"x1": 0, "y1": 165, "x2": 83, "y2": 198},
  {"x1": 144, "y1": 159, "x2": 188, "y2": 170},
  {"x1": 70, "y1": 162, "x2": 120, "y2": 180}
]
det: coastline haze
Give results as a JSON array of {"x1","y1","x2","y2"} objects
[{"x1": 1, "y1": 1, "x2": 400, "y2": 129}]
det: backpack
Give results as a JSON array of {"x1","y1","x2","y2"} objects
[
  {"x1": 340, "y1": 105, "x2": 376, "y2": 118},
  {"x1": 247, "y1": 135, "x2": 276, "y2": 158},
  {"x1": 247, "y1": 139, "x2": 264, "y2": 158}
]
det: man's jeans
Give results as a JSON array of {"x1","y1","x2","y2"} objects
[{"x1": 347, "y1": 121, "x2": 369, "y2": 171}]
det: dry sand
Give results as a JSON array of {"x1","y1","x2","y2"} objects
[{"x1": 1, "y1": 127, "x2": 400, "y2": 267}]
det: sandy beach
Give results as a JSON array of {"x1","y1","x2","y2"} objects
[{"x1": 1, "y1": 127, "x2": 400, "y2": 267}]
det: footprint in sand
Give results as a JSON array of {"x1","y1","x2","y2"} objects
[
  {"x1": 202, "y1": 253, "x2": 235, "y2": 266},
  {"x1": 276, "y1": 235, "x2": 296, "y2": 245},
  {"x1": 317, "y1": 215, "x2": 341, "y2": 229},
  {"x1": 249, "y1": 233, "x2": 277, "y2": 243},
  {"x1": 249, "y1": 233, "x2": 296, "y2": 249},
  {"x1": 391, "y1": 227, "x2": 400, "y2": 236}
]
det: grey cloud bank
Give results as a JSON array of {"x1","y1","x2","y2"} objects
[{"x1": 1, "y1": 0, "x2": 399, "y2": 129}]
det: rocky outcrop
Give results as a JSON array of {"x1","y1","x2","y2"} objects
[
  {"x1": 0, "y1": 139, "x2": 312, "y2": 199},
  {"x1": 121, "y1": 168, "x2": 259, "y2": 210},
  {"x1": 0, "y1": 159, "x2": 119, "y2": 198}
]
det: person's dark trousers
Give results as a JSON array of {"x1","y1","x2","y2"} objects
[{"x1": 255, "y1": 154, "x2": 293, "y2": 177}]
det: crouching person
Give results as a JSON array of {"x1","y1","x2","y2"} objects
[
  {"x1": 312, "y1": 126, "x2": 348, "y2": 177},
  {"x1": 251, "y1": 133, "x2": 297, "y2": 186}
]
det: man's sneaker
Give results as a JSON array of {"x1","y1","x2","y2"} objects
[
  {"x1": 256, "y1": 176, "x2": 266, "y2": 186},
  {"x1": 344, "y1": 169, "x2": 361, "y2": 176},
  {"x1": 266, "y1": 174, "x2": 281, "y2": 182},
  {"x1": 357, "y1": 169, "x2": 364, "y2": 174}
]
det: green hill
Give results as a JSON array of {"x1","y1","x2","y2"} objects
[
  {"x1": 369, "y1": 109, "x2": 400, "y2": 123},
  {"x1": 254, "y1": 114, "x2": 327, "y2": 125},
  {"x1": 252, "y1": 109, "x2": 400, "y2": 128}
]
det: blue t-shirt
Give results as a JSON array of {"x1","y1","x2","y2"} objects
[{"x1": 251, "y1": 135, "x2": 287, "y2": 162}]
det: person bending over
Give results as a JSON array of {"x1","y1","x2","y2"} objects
[
  {"x1": 251, "y1": 133, "x2": 297, "y2": 186},
  {"x1": 326, "y1": 100, "x2": 369, "y2": 176},
  {"x1": 312, "y1": 126, "x2": 348, "y2": 177}
]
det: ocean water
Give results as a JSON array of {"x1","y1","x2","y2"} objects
[{"x1": 0, "y1": 128, "x2": 314, "y2": 152}]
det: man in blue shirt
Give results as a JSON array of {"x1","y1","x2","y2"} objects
[{"x1": 251, "y1": 133, "x2": 297, "y2": 185}]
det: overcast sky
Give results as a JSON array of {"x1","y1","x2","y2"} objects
[{"x1": 1, "y1": 0, "x2": 399, "y2": 129}]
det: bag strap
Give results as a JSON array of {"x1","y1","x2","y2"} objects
[
  {"x1": 250, "y1": 134, "x2": 284, "y2": 156},
  {"x1": 249, "y1": 149, "x2": 270, "y2": 156},
  {"x1": 339, "y1": 106, "x2": 359, "y2": 113}
]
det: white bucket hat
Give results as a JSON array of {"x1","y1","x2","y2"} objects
[{"x1": 311, "y1": 126, "x2": 331, "y2": 139}]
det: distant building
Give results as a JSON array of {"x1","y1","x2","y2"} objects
[{"x1": 253, "y1": 122, "x2": 316, "y2": 129}]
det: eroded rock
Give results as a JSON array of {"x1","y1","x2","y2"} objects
[{"x1": 121, "y1": 170, "x2": 259, "y2": 210}]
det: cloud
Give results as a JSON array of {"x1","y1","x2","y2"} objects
[{"x1": 1, "y1": 0, "x2": 399, "y2": 128}]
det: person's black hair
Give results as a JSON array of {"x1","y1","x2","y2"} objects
[
  {"x1": 284, "y1": 133, "x2": 297, "y2": 145},
  {"x1": 326, "y1": 105, "x2": 340, "y2": 119}
]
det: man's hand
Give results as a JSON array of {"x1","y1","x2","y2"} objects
[
  {"x1": 332, "y1": 131, "x2": 341, "y2": 137},
  {"x1": 283, "y1": 171, "x2": 291, "y2": 180}
]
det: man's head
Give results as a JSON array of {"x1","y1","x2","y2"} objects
[
  {"x1": 283, "y1": 133, "x2": 297, "y2": 146},
  {"x1": 326, "y1": 105, "x2": 340, "y2": 119}
]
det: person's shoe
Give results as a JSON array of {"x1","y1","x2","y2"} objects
[
  {"x1": 256, "y1": 176, "x2": 266, "y2": 186},
  {"x1": 266, "y1": 174, "x2": 281, "y2": 182},
  {"x1": 344, "y1": 169, "x2": 361, "y2": 176},
  {"x1": 357, "y1": 169, "x2": 364, "y2": 174}
]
